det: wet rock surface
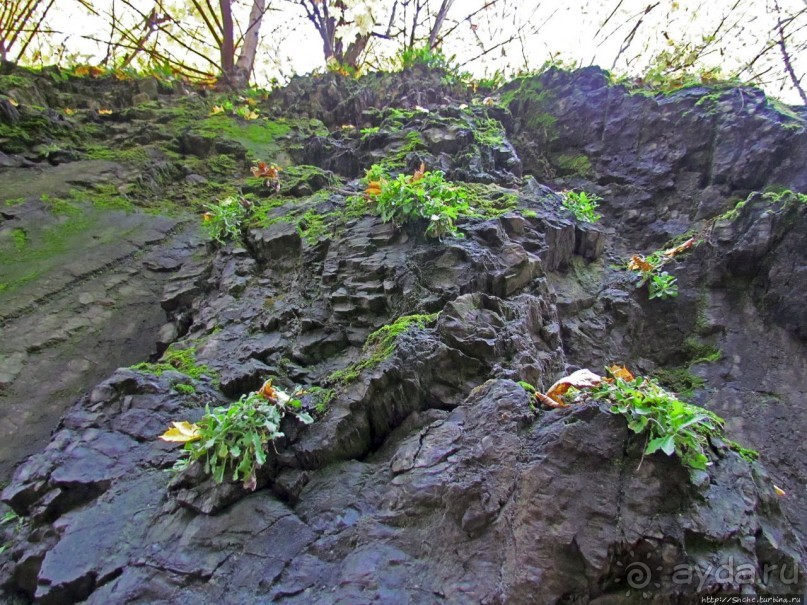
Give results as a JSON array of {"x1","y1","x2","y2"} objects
[
  {"x1": 0, "y1": 186, "x2": 204, "y2": 479},
  {"x1": 1, "y1": 66, "x2": 806, "y2": 603}
]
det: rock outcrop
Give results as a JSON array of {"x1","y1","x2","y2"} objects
[{"x1": 1, "y1": 65, "x2": 806, "y2": 603}]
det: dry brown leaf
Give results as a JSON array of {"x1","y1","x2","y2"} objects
[
  {"x1": 411, "y1": 162, "x2": 426, "y2": 183},
  {"x1": 251, "y1": 161, "x2": 280, "y2": 179},
  {"x1": 539, "y1": 369, "x2": 603, "y2": 407},
  {"x1": 661, "y1": 237, "x2": 696, "y2": 258},
  {"x1": 627, "y1": 255, "x2": 654, "y2": 273}
]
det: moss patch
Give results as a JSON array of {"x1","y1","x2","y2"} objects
[
  {"x1": 500, "y1": 75, "x2": 557, "y2": 142},
  {"x1": 653, "y1": 367, "x2": 705, "y2": 398},
  {"x1": 131, "y1": 346, "x2": 217, "y2": 382},
  {"x1": 552, "y1": 153, "x2": 593, "y2": 177},
  {"x1": 329, "y1": 313, "x2": 440, "y2": 384},
  {"x1": 195, "y1": 115, "x2": 292, "y2": 159},
  {"x1": 0, "y1": 206, "x2": 95, "y2": 295}
]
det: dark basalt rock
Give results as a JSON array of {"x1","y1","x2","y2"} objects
[
  {"x1": 504, "y1": 66, "x2": 807, "y2": 246},
  {"x1": 1, "y1": 66, "x2": 807, "y2": 604}
]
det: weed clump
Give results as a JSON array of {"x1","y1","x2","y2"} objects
[
  {"x1": 164, "y1": 380, "x2": 313, "y2": 489},
  {"x1": 201, "y1": 196, "x2": 248, "y2": 244},
  {"x1": 561, "y1": 190, "x2": 601, "y2": 223}
]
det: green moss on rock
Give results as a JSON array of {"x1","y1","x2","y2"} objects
[{"x1": 329, "y1": 313, "x2": 440, "y2": 384}]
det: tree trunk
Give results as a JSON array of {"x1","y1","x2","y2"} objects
[
  {"x1": 428, "y1": 0, "x2": 455, "y2": 49},
  {"x1": 219, "y1": 0, "x2": 235, "y2": 81},
  {"x1": 233, "y1": 0, "x2": 266, "y2": 88}
]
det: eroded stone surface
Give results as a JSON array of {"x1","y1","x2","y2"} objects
[{"x1": 1, "y1": 66, "x2": 806, "y2": 604}]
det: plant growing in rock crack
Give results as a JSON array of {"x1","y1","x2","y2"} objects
[
  {"x1": 0, "y1": 510, "x2": 23, "y2": 555},
  {"x1": 561, "y1": 190, "x2": 602, "y2": 223},
  {"x1": 592, "y1": 374, "x2": 736, "y2": 477},
  {"x1": 201, "y1": 196, "x2": 248, "y2": 244},
  {"x1": 366, "y1": 163, "x2": 472, "y2": 238},
  {"x1": 397, "y1": 45, "x2": 455, "y2": 71},
  {"x1": 626, "y1": 237, "x2": 695, "y2": 300},
  {"x1": 532, "y1": 366, "x2": 757, "y2": 480},
  {"x1": 160, "y1": 379, "x2": 313, "y2": 490}
]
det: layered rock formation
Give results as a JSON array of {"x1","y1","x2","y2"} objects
[{"x1": 0, "y1": 65, "x2": 805, "y2": 603}]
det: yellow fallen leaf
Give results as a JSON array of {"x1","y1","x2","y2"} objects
[
  {"x1": 365, "y1": 181, "x2": 382, "y2": 196},
  {"x1": 64, "y1": 108, "x2": 76, "y2": 115},
  {"x1": 627, "y1": 255, "x2": 654, "y2": 273},
  {"x1": 257, "y1": 379, "x2": 290, "y2": 404},
  {"x1": 75, "y1": 65, "x2": 104, "y2": 78},
  {"x1": 244, "y1": 110, "x2": 259, "y2": 120},
  {"x1": 774, "y1": 485, "x2": 786, "y2": 497},
  {"x1": 98, "y1": 109, "x2": 113, "y2": 115},
  {"x1": 202, "y1": 212, "x2": 213, "y2": 222},
  {"x1": 159, "y1": 421, "x2": 201, "y2": 442},
  {"x1": 211, "y1": 105, "x2": 225, "y2": 115},
  {"x1": 607, "y1": 365, "x2": 635, "y2": 382},
  {"x1": 7, "y1": 97, "x2": 19, "y2": 107},
  {"x1": 538, "y1": 369, "x2": 603, "y2": 407},
  {"x1": 257, "y1": 379, "x2": 277, "y2": 400}
]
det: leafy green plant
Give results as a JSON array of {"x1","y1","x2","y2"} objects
[
  {"x1": 366, "y1": 164, "x2": 475, "y2": 238},
  {"x1": 1, "y1": 511, "x2": 20, "y2": 525},
  {"x1": 374, "y1": 169, "x2": 472, "y2": 238},
  {"x1": 762, "y1": 189, "x2": 807, "y2": 206},
  {"x1": 517, "y1": 380, "x2": 537, "y2": 393},
  {"x1": 475, "y1": 70, "x2": 507, "y2": 90},
  {"x1": 592, "y1": 374, "x2": 736, "y2": 476},
  {"x1": 398, "y1": 46, "x2": 453, "y2": 71},
  {"x1": 306, "y1": 386, "x2": 335, "y2": 414},
  {"x1": 561, "y1": 190, "x2": 602, "y2": 223},
  {"x1": 648, "y1": 271, "x2": 678, "y2": 299},
  {"x1": 0, "y1": 510, "x2": 22, "y2": 555},
  {"x1": 626, "y1": 238, "x2": 696, "y2": 301},
  {"x1": 166, "y1": 380, "x2": 313, "y2": 489},
  {"x1": 201, "y1": 196, "x2": 247, "y2": 244}
]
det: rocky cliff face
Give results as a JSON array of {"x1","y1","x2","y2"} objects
[{"x1": 0, "y1": 65, "x2": 805, "y2": 604}]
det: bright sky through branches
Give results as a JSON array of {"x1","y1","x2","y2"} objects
[{"x1": 25, "y1": 0, "x2": 807, "y2": 103}]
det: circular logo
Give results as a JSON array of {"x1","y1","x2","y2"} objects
[{"x1": 625, "y1": 562, "x2": 652, "y2": 589}]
